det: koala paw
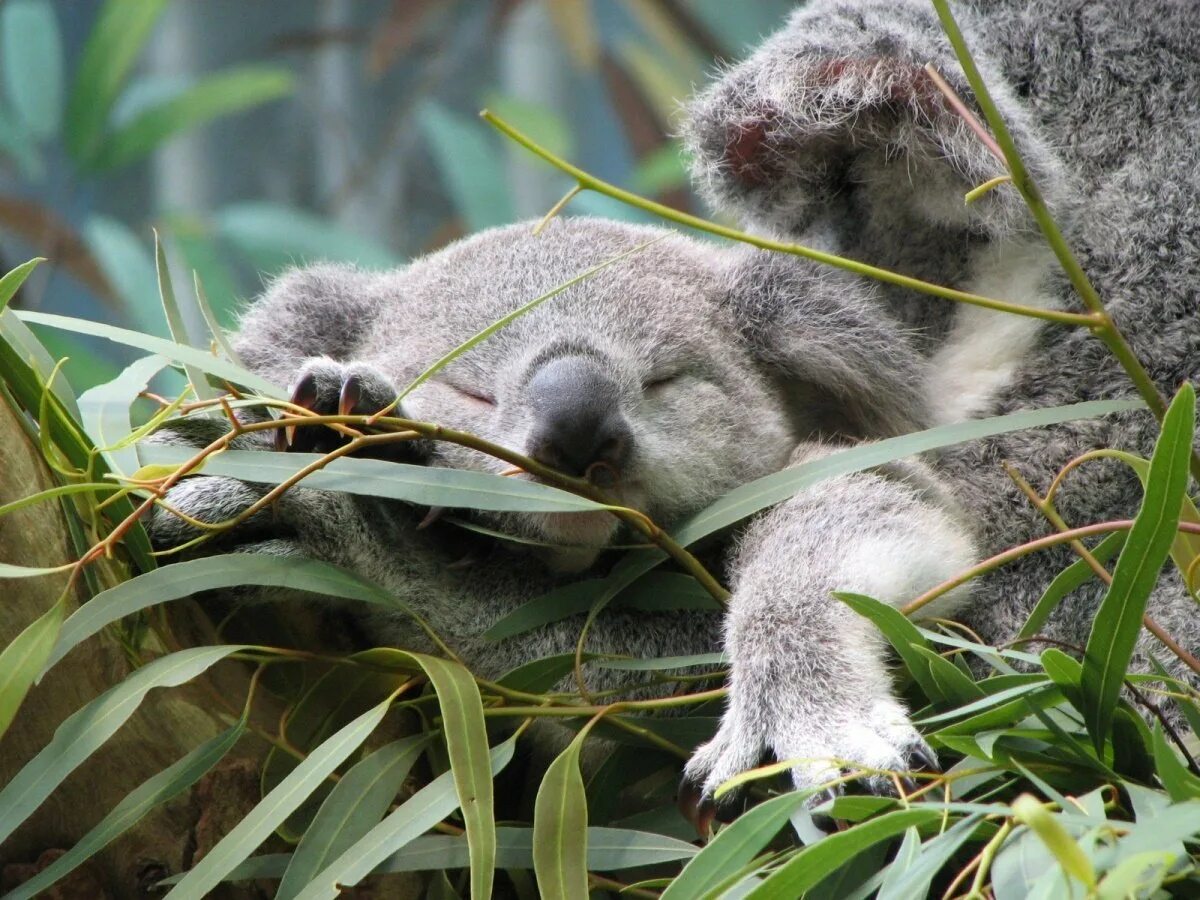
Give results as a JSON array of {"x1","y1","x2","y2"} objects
[
  {"x1": 280, "y1": 358, "x2": 425, "y2": 462},
  {"x1": 682, "y1": 694, "x2": 938, "y2": 811}
]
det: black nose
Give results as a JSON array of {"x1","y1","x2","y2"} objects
[{"x1": 526, "y1": 356, "x2": 632, "y2": 476}]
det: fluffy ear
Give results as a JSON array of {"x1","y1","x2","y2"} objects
[{"x1": 722, "y1": 249, "x2": 929, "y2": 439}]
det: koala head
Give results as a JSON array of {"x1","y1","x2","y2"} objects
[{"x1": 358, "y1": 218, "x2": 798, "y2": 571}]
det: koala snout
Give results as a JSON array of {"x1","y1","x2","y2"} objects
[{"x1": 525, "y1": 356, "x2": 632, "y2": 477}]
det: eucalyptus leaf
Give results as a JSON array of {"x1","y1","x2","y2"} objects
[
  {"x1": 291, "y1": 735, "x2": 518, "y2": 900},
  {"x1": 77, "y1": 354, "x2": 168, "y2": 475},
  {"x1": 0, "y1": 596, "x2": 65, "y2": 738},
  {"x1": 6, "y1": 714, "x2": 247, "y2": 900},
  {"x1": 65, "y1": 0, "x2": 169, "y2": 163},
  {"x1": 165, "y1": 694, "x2": 394, "y2": 898},
  {"x1": 533, "y1": 731, "x2": 590, "y2": 900},
  {"x1": 0, "y1": 645, "x2": 244, "y2": 845},
  {"x1": 1082, "y1": 383, "x2": 1194, "y2": 749}
]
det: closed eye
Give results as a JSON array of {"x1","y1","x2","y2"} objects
[
  {"x1": 452, "y1": 385, "x2": 496, "y2": 406},
  {"x1": 643, "y1": 373, "x2": 682, "y2": 392}
]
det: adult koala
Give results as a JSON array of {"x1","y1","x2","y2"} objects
[{"x1": 148, "y1": 0, "x2": 1199, "y2": 806}]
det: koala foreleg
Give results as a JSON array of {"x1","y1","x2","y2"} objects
[{"x1": 685, "y1": 444, "x2": 976, "y2": 801}]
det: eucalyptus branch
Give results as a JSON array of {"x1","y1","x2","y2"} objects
[
  {"x1": 479, "y1": 111, "x2": 1098, "y2": 328},
  {"x1": 901, "y1": 519, "x2": 1200, "y2": 617}
]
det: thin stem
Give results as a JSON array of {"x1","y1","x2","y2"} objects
[
  {"x1": 480, "y1": 111, "x2": 1099, "y2": 329},
  {"x1": 901, "y1": 519, "x2": 1200, "y2": 616},
  {"x1": 1003, "y1": 463, "x2": 1200, "y2": 677}
]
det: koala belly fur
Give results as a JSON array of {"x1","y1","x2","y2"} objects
[{"x1": 149, "y1": 0, "x2": 1200, "y2": 800}]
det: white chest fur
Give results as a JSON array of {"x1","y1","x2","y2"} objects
[{"x1": 924, "y1": 241, "x2": 1058, "y2": 425}]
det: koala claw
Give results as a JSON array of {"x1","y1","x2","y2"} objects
[
  {"x1": 684, "y1": 695, "x2": 936, "y2": 811},
  {"x1": 277, "y1": 358, "x2": 424, "y2": 462}
]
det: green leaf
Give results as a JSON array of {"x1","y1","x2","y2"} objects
[
  {"x1": 1, "y1": 0, "x2": 63, "y2": 140},
  {"x1": 1151, "y1": 723, "x2": 1200, "y2": 801},
  {"x1": 1082, "y1": 383, "x2": 1195, "y2": 748},
  {"x1": 660, "y1": 791, "x2": 807, "y2": 900},
  {"x1": 321, "y1": 649, "x2": 497, "y2": 900},
  {"x1": 497, "y1": 653, "x2": 596, "y2": 693},
  {"x1": 0, "y1": 645, "x2": 243, "y2": 845},
  {"x1": 290, "y1": 735, "x2": 518, "y2": 900},
  {"x1": 1011, "y1": 794, "x2": 1096, "y2": 890},
  {"x1": 177, "y1": 826, "x2": 696, "y2": 884},
  {"x1": 910, "y1": 644, "x2": 985, "y2": 704},
  {"x1": 82, "y1": 216, "x2": 165, "y2": 335},
  {"x1": 418, "y1": 101, "x2": 513, "y2": 231},
  {"x1": 1040, "y1": 648, "x2": 1084, "y2": 711},
  {"x1": 216, "y1": 201, "x2": 398, "y2": 273},
  {"x1": 596, "y1": 652, "x2": 726, "y2": 672},
  {"x1": 140, "y1": 444, "x2": 610, "y2": 514},
  {"x1": 276, "y1": 734, "x2": 434, "y2": 900},
  {"x1": 0, "y1": 257, "x2": 44, "y2": 311},
  {"x1": 746, "y1": 808, "x2": 942, "y2": 898},
  {"x1": 90, "y1": 65, "x2": 293, "y2": 170},
  {"x1": 166, "y1": 693, "x2": 394, "y2": 899},
  {"x1": 5, "y1": 712, "x2": 247, "y2": 900},
  {"x1": 1095, "y1": 850, "x2": 1174, "y2": 900},
  {"x1": 533, "y1": 732, "x2": 589, "y2": 900},
  {"x1": 0, "y1": 596, "x2": 65, "y2": 738},
  {"x1": 154, "y1": 230, "x2": 218, "y2": 401},
  {"x1": 835, "y1": 593, "x2": 944, "y2": 701},
  {"x1": 876, "y1": 815, "x2": 983, "y2": 900},
  {"x1": 65, "y1": 0, "x2": 169, "y2": 163},
  {"x1": 45, "y1": 555, "x2": 415, "y2": 673},
  {"x1": 1019, "y1": 532, "x2": 1126, "y2": 639},
  {"x1": 77, "y1": 354, "x2": 168, "y2": 475},
  {"x1": 16, "y1": 309, "x2": 282, "y2": 396}
]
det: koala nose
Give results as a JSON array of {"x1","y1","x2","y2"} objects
[{"x1": 526, "y1": 356, "x2": 632, "y2": 477}]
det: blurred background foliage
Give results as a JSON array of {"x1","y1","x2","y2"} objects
[{"x1": 3, "y1": 0, "x2": 793, "y2": 389}]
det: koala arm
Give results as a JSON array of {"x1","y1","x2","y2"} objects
[
  {"x1": 722, "y1": 248, "x2": 929, "y2": 439},
  {"x1": 685, "y1": 444, "x2": 976, "y2": 799}
]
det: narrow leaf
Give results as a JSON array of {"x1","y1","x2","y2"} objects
[
  {"x1": 5, "y1": 713, "x2": 246, "y2": 900},
  {"x1": 1019, "y1": 532, "x2": 1126, "y2": 639},
  {"x1": 165, "y1": 695, "x2": 394, "y2": 898},
  {"x1": 91, "y1": 66, "x2": 294, "y2": 170},
  {"x1": 276, "y1": 734, "x2": 433, "y2": 900},
  {"x1": 1151, "y1": 723, "x2": 1200, "y2": 801},
  {"x1": 0, "y1": 257, "x2": 44, "y2": 311},
  {"x1": 140, "y1": 444, "x2": 609, "y2": 514},
  {"x1": 65, "y1": 0, "x2": 169, "y2": 163},
  {"x1": 1011, "y1": 794, "x2": 1096, "y2": 890},
  {"x1": 1082, "y1": 383, "x2": 1194, "y2": 748},
  {"x1": 746, "y1": 809, "x2": 942, "y2": 898},
  {"x1": 292, "y1": 736, "x2": 518, "y2": 900},
  {"x1": 154, "y1": 231, "x2": 217, "y2": 401},
  {"x1": 77, "y1": 354, "x2": 168, "y2": 475},
  {"x1": 835, "y1": 593, "x2": 943, "y2": 702},
  {"x1": 661, "y1": 792, "x2": 807, "y2": 900},
  {"x1": 0, "y1": 596, "x2": 65, "y2": 738},
  {"x1": 0, "y1": 645, "x2": 243, "y2": 845},
  {"x1": 16, "y1": 309, "x2": 282, "y2": 395},
  {"x1": 533, "y1": 733, "x2": 589, "y2": 900}
]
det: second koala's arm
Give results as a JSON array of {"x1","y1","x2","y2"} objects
[{"x1": 685, "y1": 445, "x2": 976, "y2": 798}]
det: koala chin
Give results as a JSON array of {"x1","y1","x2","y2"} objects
[{"x1": 149, "y1": 0, "x2": 1200, "y2": 808}]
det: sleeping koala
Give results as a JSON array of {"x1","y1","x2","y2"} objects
[{"x1": 149, "y1": 0, "x2": 1200, "y2": 805}]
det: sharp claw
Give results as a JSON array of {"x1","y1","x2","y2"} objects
[
  {"x1": 274, "y1": 423, "x2": 289, "y2": 452},
  {"x1": 910, "y1": 745, "x2": 940, "y2": 774},
  {"x1": 417, "y1": 506, "x2": 445, "y2": 530},
  {"x1": 339, "y1": 374, "x2": 362, "y2": 418},
  {"x1": 900, "y1": 776, "x2": 920, "y2": 795},
  {"x1": 290, "y1": 372, "x2": 319, "y2": 411}
]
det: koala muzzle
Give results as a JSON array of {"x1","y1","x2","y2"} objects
[{"x1": 525, "y1": 356, "x2": 631, "y2": 477}]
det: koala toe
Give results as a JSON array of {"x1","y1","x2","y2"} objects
[{"x1": 148, "y1": 475, "x2": 276, "y2": 551}]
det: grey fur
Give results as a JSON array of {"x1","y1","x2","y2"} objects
[{"x1": 148, "y1": 0, "x2": 1199, "y2": 804}]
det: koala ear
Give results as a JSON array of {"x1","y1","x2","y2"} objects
[{"x1": 723, "y1": 249, "x2": 928, "y2": 439}]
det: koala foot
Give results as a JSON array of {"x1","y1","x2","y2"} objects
[
  {"x1": 682, "y1": 695, "x2": 938, "y2": 811},
  {"x1": 279, "y1": 358, "x2": 426, "y2": 462}
]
